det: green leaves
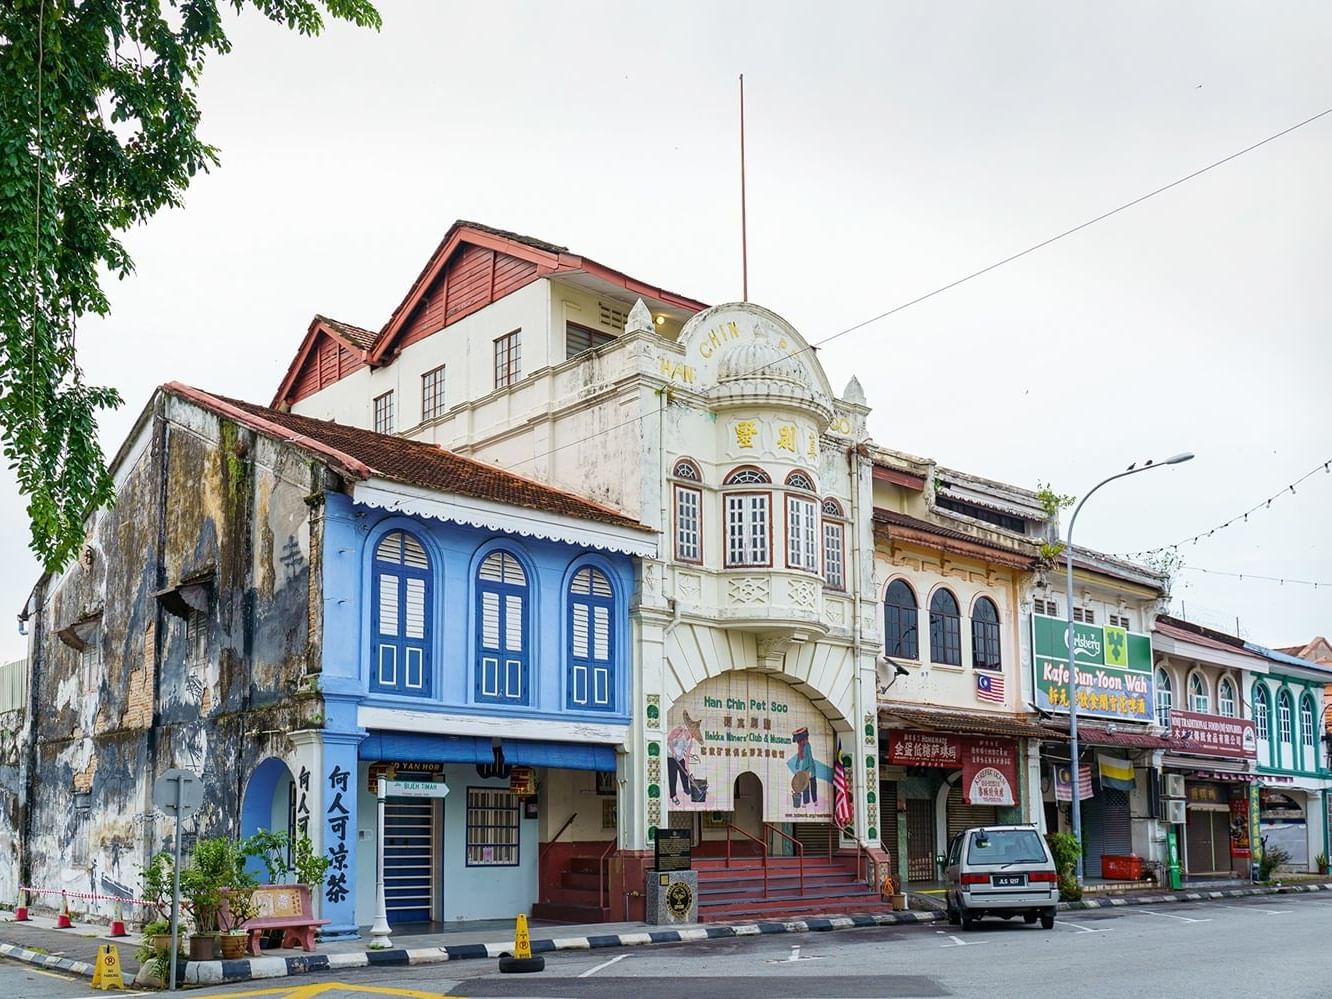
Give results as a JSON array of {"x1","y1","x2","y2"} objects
[{"x1": 0, "y1": 0, "x2": 379, "y2": 573}]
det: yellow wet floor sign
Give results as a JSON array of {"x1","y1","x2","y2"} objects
[
  {"x1": 91, "y1": 943, "x2": 124, "y2": 990},
  {"x1": 514, "y1": 913, "x2": 532, "y2": 959}
]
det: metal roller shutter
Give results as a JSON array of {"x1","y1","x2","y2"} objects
[
  {"x1": 879, "y1": 781, "x2": 897, "y2": 850},
  {"x1": 1082, "y1": 786, "x2": 1132, "y2": 878},
  {"x1": 946, "y1": 783, "x2": 999, "y2": 841}
]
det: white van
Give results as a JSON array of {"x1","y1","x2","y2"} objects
[{"x1": 944, "y1": 825, "x2": 1058, "y2": 930}]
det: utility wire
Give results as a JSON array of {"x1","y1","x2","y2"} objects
[
  {"x1": 508, "y1": 106, "x2": 1332, "y2": 472},
  {"x1": 1180, "y1": 565, "x2": 1332, "y2": 590},
  {"x1": 1116, "y1": 457, "x2": 1331, "y2": 558}
]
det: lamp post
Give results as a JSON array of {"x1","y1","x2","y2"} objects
[{"x1": 1065, "y1": 452, "x2": 1193, "y2": 884}]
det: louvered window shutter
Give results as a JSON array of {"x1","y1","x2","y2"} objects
[
  {"x1": 567, "y1": 567, "x2": 615, "y2": 710},
  {"x1": 371, "y1": 530, "x2": 432, "y2": 696},
  {"x1": 476, "y1": 551, "x2": 530, "y2": 704}
]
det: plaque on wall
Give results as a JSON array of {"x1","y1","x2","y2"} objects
[{"x1": 654, "y1": 828, "x2": 692, "y2": 872}]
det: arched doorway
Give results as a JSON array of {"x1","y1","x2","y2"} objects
[
  {"x1": 733, "y1": 772, "x2": 764, "y2": 845},
  {"x1": 240, "y1": 757, "x2": 296, "y2": 878}
]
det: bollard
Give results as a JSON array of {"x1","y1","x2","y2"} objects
[
  {"x1": 108, "y1": 899, "x2": 127, "y2": 937},
  {"x1": 56, "y1": 891, "x2": 73, "y2": 929},
  {"x1": 14, "y1": 889, "x2": 29, "y2": 922},
  {"x1": 497, "y1": 913, "x2": 544, "y2": 974}
]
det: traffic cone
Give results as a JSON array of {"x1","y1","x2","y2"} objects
[
  {"x1": 56, "y1": 891, "x2": 72, "y2": 929},
  {"x1": 108, "y1": 899, "x2": 127, "y2": 937},
  {"x1": 14, "y1": 889, "x2": 28, "y2": 921}
]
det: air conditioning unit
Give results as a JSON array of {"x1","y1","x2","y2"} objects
[
  {"x1": 1164, "y1": 774, "x2": 1186, "y2": 799},
  {"x1": 1166, "y1": 799, "x2": 1187, "y2": 825}
]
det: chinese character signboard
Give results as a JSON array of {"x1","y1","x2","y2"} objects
[
  {"x1": 1168, "y1": 710, "x2": 1257, "y2": 759},
  {"x1": 1030, "y1": 613, "x2": 1154, "y2": 722},
  {"x1": 666, "y1": 672, "x2": 834, "y2": 821},
  {"x1": 885, "y1": 731, "x2": 1017, "y2": 806}
]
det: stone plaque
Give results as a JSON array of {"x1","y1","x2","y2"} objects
[
  {"x1": 644, "y1": 869, "x2": 698, "y2": 925},
  {"x1": 654, "y1": 828, "x2": 692, "y2": 872}
]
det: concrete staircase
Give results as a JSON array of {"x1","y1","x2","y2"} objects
[
  {"x1": 532, "y1": 854, "x2": 609, "y2": 923},
  {"x1": 694, "y1": 852, "x2": 892, "y2": 922}
]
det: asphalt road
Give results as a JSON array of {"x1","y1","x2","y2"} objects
[{"x1": 4, "y1": 894, "x2": 1330, "y2": 998}]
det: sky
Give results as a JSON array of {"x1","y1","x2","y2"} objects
[{"x1": 3, "y1": 0, "x2": 1329, "y2": 662}]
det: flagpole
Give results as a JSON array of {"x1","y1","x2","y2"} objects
[{"x1": 739, "y1": 73, "x2": 748, "y2": 302}]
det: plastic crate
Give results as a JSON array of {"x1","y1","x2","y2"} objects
[{"x1": 1101, "y1": 854, "x2": 1143, "y2": 881}]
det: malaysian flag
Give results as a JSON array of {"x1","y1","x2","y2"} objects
[
  {"x1": 833, "y1": 741, "x2": 853, "y2": 828},
  {"x1": 976, "y1": 671, "x2": 1005, "y2": 703}
]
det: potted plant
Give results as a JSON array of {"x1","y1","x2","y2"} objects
[
  {"x1": 292, "y1": 832, "x2": 331, "y2": 891},
  {"x1": 1316, "y1": 852, "x2": 1329, "y2": 876},
  {"x1": 220, "y1": 883, "x2": 258, "y2": 960},
  {"x1": 181, "y1": 837, "x2": 246, "y2": 961}
]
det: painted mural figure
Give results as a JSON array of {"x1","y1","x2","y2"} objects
[
  {"x1": 789, "y1": 727, "x2": 818, "y2": 808},
  {"x1": 668, "y1": 711, "x2": 706, "y2": 805}
]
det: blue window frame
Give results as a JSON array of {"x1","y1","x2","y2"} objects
[
  {"x1": 568, "y1": 566, "x2": 614, "y2": 711},
  {"x1": 476, "y1": 551, "x2": 529, "y2": 704},
  {"x1": 371, "y1": 530, "x2": 432, "y2": 697}
]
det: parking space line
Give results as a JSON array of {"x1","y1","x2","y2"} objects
[
  {"x1": 1212, "y1": 903, "x2": 1290, "y2": 915},
  {"x1": 579, "y1": 953, "x2": 630, "y2": 978},
  {"x1": 1134, "y1": 909, "x2": 1211, "y2": 924},
  {"x1": 1060, "y1": 921, "x2": 1111, "y2": 933}
]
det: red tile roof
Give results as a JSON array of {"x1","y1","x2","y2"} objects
[
  {"x1": 165, "y1": 383, "x2": 651, "y2": 533},
  {"x1": 316, "y1": 314, "x2": 378, "y2": 352},
  {"x1": 872, "y1": 508, "x2": 1036, "y2": 569},
  {"x1": 1153, "y1": 618, "x2": 1265, "y2": 662},
  {"x1": 879, "y1": 704, "x2": 1060, "y2": 740},
  {"x1": 1040, "y1": 720, "x2": 1176, "y2": 750}
]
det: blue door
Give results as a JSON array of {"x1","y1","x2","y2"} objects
[{"x1": 384, "y1": 798, "x2": 437, "y2": 924}]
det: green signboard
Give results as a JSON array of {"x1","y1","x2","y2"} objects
[{"x1": 1030, "y1": 613, "x2": 1155, "y2": 722}]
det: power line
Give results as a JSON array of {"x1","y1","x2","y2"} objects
[
  {"x1": 1116, "y1": 457, "x2": 1331, "y2": 558},
  {"x1": 1180, "y1": 565, "x2": 1332, "y2": 590},
  {"x1": 509, "y1": 106, "x2": 1332, "y2": 472}
]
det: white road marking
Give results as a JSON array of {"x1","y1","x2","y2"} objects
[
  {"x1": 1212, "y1": 903, "x2": 1290, "y2": 915},
  {"x1": 1061, "y1": 921, "x2": 1112, "y2": 933},
  {"x1": 940, "y1": 933, "x2": 987, "y2": 946},
  {"x1": 1135, "y1": 908, "x2": 1211, "y2": 924},
  {"x1": 764, "y1": 944, "x2": 824, "y2": 964},
  {"x1": 578, "y1": 953, "x2": 630, "y2": 978}
]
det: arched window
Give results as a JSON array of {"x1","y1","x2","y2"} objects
[
  {"x1": 1217, "y1": 677, "x2": 1236, "y2": 718},
  {"x1": 1300, "y1": 695, "x2": 1316, "y2": 751},
  {"x1": 971, "y1": 597, "x2": 1001, "y2": 670},
  {"x1": 476, "y1": 550, "x2": 529, "y2": 704},
  {"x1": 1155, "y1": 668, "x2": 1172, "y2": 728},
  {"x1": 1188, "y1": 672, "x2": 1210, "y2": 713},
  {"x1": 884, "y1": 580, "x2": 919, "y2": 660},
  {"x1": 1253, "y1": 684, "x2": 1270, "y2": 742},
  {"x1": 785, "y1": 470, "x2": 817, "y2": 492},
  {"x1": 929, "y1": 589, "x2": 962, "y2": 666},
  {"x1": 372, "y1": 530, "x2": 432, "y2": 696},
  {"x1": 724, "y1": 467, "x2": 771, "y2": 567},
  {"x1": 673, "y1": 459, "x2": 702, "y2": 563},
  {"x1": 1278, "y1": 690, "x2": 1293, "y2": 744},
  {"x1": 568, "y1": 566, "x2": 614, "y2": 711},
  {"x1": 821, "y1": 498, "x2": 845, "y2": 590}
]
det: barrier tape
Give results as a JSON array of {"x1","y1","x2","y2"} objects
[{"x1": 18, "y1": 887, "x2": 155, "y2": 908}]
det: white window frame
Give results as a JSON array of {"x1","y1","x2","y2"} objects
[
  {"x1": 785, "y1": 495, "x2": 818, "y2": 572},
  {"x1": 725, "y1": 492, "x2": 770, "y2": 567},
  {"x1": 674, "y1": 485, "x2": 702, "y2": 563},
  {"x1": 1188, "y1": 672, "x2": 1210, "y2": 713},
  {"x1": 1218, "y1": 677, "x2": 1236, "y2": 718},
  {"x1": 1278, "y1": 692, "x2": 1293, "y2": 744},
  {"x1": 1154, "y1": 667, "x2": 1172, "y2": 728},
  {"x1": 1300, "y1": 697, "x2": 1315, "y2": 749},
  {"x1": 822, "y1": 520, "x2": 844, "y2": 590}
]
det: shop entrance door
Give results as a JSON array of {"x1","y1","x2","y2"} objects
[
  {"x1": 905, "y1": 799, "x2": 935, "y2": 882},
  {"x1": 733, "y1": 772, "x2": 764, "y2": 849},
  {"x1": 384, "y1": 797, "x2": 439, "y2": 923},
  {"x1": 1185, "y1": 805, "x2": 1231, "y2": 874}
]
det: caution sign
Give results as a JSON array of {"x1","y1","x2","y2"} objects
[
  {"x1": 91, "y1": 943, "x2": 124, "y2": 991},
  {"x1": 513, "y1": 913, "x2": 532, "y2": 960}
]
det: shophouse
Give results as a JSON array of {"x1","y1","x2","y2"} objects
[
  {"x1": 1241, "y1": 641, "x2": 1331, "y2": 873},
  {"x1": 275, "y1": 221, "x2": 886, "y2": 920},
  {"x1": 1030, "y1": 549, "x2": 1172, "y2": 881},
  {"x1": 1150, "y1": 615, "x2": 1267, "y2": 879},
  {"x1": 871, "y1": 453, "x2": 1054, "y2": 887},
  {"x1": 10, "y1": 383, "x2": 652, "y2": 933}
]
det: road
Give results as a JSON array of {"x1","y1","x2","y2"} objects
[{"x1": 4, "y1": 894, "x2": 1329, "y2": 998}]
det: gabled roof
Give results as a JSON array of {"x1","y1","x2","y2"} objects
[
  {"x1": 368, "y1": 219, "x2": 708, "y2": 366},
  {"x1": 317, "y1": 314, "x2": 378, "y2": 351},
  {"x1": 165, "y1": 383, "x2": 651, "y2": 534},
  {"x1": 272, "y1": 314, "x2": 376, "y2": 409}
]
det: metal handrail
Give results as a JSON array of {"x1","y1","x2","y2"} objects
[
  {"x1": 540, "y1": 812, "x2": 578, "y2": 867},
  {"x1": 764, "y1": 823, "x2": 805, "y2": 897},
  {"x1": 597, "y1": 839, "x2": 618, "y2": 912},
  {"x1": 725, "y1": 822, "x2": 769, "y2": 898}
]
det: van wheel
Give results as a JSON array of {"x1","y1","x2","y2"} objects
[
  {"x1": 1040, "y1": 913, "x2": 1055, "y2": 930},
  {"x1": 961, "y1": 912, "x2": 977, "y2": 931},
  {"x1": 1023, "y1": 914, "x2": 1037, "y2": 924},
  {"x1": 946, "y1": 900, "x2": 960, "y2": 926}
]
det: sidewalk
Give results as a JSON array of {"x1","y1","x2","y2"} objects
[
  {"x1": 0, "y1": 911, "x2": 141, "y2": 979},
  {"x1": 6, "y1": 880, "x2": 1332, "y2": 988}
]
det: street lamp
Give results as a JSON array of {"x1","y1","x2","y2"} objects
[{"x1": 1065, "y1": 452, "x2": 1193, "y2": 883}]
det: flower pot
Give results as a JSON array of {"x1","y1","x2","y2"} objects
[
  {"x1": 151, "y1": 933, "x2": 177, "y2": 954},
  {"x1": 890, "y1": 892, "x2": 908, "y2": 911},
  {"x1": 220, "y1": 933, "x2": 247, "y2": 960},
  {"x1": 188, "y1": 933, "x2": 220, "y2": 961}
]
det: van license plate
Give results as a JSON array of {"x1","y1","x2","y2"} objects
[{"x1": 992, "y1": 874, "x2": 1026, "y2": 887}]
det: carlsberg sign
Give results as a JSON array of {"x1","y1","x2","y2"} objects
[{"x1": 1031, "y1": 613, "x2": 1155, "y2": 723}]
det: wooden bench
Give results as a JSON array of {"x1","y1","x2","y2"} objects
[{"x1": 222, "y1": 884, "x2": 330, "y2": 956}]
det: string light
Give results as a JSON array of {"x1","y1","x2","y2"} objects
[
  {"x1": 1115, "y1": 457, "x2": 1331, "y2": 559},
  {"x1": 1179, "y1": 565, "x2": 1331, "y2": 589}
]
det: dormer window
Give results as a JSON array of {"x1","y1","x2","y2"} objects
[{"x1": 723, "y1": 466, "x2": 771, "y2": 567}]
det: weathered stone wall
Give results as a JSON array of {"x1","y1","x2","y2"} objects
[{"x1": 15, "y1": 392, "x2": 323, "y2": 920}]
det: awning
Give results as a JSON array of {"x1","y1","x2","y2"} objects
[
  {"x1": 1041, "y1": 721, "x2": 1176, "y2": 750},
  {"x1": 357, "y1": 731, "x2": 616, "y2": 772},
  {"x1": 878, "y1": 705, "x2": 1057, "y2": 740},
  {"x1": 1162, "y1": 754, "x2": 1255, "y2": 774}
]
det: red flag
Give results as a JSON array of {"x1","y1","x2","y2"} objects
[{"x1": 833, "y1": 742, "x2": 852, "y2": 827}]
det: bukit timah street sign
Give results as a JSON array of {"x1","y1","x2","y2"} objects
[{"x1": 1031, "y1": 612, "x2": 1155, "y2": 723}]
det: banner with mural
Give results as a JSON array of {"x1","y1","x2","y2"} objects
[
  {"x1": 1030, "y1": 612, "x2": 1154, "y2": 722},
  {"x1": 666, "y1": 673, "x2": 834, "y2": 821}
]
